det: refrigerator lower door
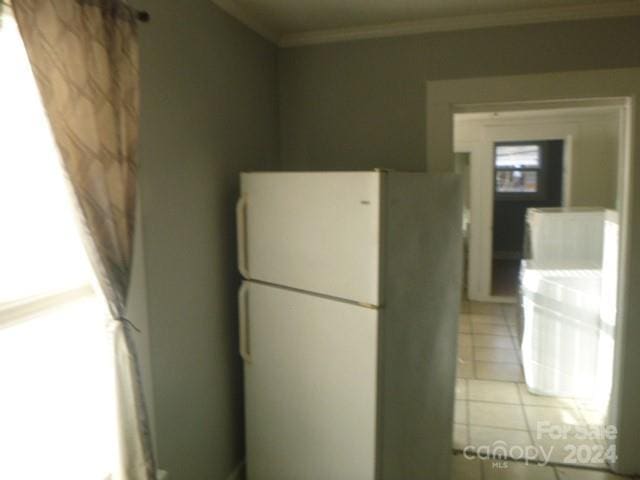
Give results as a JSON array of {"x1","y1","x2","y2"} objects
[{"x1": 241, "y1": 281, "x2": 378, "y2": 480}]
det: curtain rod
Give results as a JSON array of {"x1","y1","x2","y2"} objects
[
  {"x1": 135, "y1": 9, "x2": 150, "y2": 23},
  {"x1": 0, "y1": 1, "x2": 150, "y2": 23}
]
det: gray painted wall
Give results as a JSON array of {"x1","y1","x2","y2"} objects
[
  {"x1": 278, "y1": 17, "x2": 640, "y2": 172},
  {"x1": 125, "y1": 9, "x2": 640, "y2": 479},
  {"x1": 132, "y1": 0, "x2": 279, "y2": 478},
  {"x1": 126, "y1": 206, "x2": 156, "y2": 449}
]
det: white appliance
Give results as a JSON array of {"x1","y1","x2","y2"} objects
[
  {"x1": 236, "y1": 171, "x2": 462, "y2": 480},
  {"x1": 526, "y1": 207, "x2": 606, "y2": 267},
  {"x1": 520, "y1": 208, "x2": 618, "y2": 400},
  {"x1": 520, "y1": 263, "x2": 602, "y2": 398}
]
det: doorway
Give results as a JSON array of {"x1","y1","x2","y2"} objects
[
  {"x1": 445, "y1": 98, "x2": 629, "y2": 473},
  {"x1": 453, "y1": 105, "x2": 622, "y2": 303},
  {"x1": 426, "y1": 68, "x2": 640, "y2": 476},
  {"x1": 491, "y1": 140, "x2": 564, "y2": 296}
]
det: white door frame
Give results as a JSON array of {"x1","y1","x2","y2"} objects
[
  {"x1": 426, "y1": 68, "x2": 640, "y2": 475},
  {"x1": 454, "y1": 139, "x2": 485, "y2": 301},
  {"x1": 459, "y1": 121, "x2": 578, "y2": 303}
]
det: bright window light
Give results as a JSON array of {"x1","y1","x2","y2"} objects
[
  {"x1": 0, "y1": 297, "x2": 119, "y2": 480},
  {"x1": 494, "y1": 144, "x2": 542, "y2": 194},
  {"x1": 496, "y1": 170, "x2": 538, "y2": 193},
  {"x1": 495, "y1": 144, "x2": 541, "y2": 169},
  {"x1": 0, "y1": 7, "x2": 119, "y2": 480},
  {"x1": 0, "y1": 6, "x2": 94, "y2": 305}
]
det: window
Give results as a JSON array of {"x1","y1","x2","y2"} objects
[
  {"x1": 0, "y1": 7, "x2": 119, "y2": 479},
  {"x1": 495, "y1": 143, "x2": 543, "y2": 195}
]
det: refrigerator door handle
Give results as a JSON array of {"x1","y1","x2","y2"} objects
[
  {"x1": 238, "y1": 282, "x2": 251, "y2": 363},
  {"x1": 236, "y1": 195, "x2": 250, "y2": 278}
]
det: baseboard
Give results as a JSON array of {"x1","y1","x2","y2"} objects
[{"x1": 225, "y1": 461, "x2": 245, "y2": 480}]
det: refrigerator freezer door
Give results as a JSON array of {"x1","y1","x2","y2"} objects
[
  {"x1": 240, "y1": 172, "x2": 381, "y2": 305},
  {"x1": 242, "y1": 281, "x2": 378, "y2": 480}
]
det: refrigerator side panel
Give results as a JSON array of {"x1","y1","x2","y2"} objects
[
  {"x1": 240, "y1": 172, "x2": 381, "y2": 305},
  {"x1": 242, "y1": 281, "x2": 378, "y2": 480},
  {"x1": 378, "y1": 173, "x2": 463, "y2": 480}
]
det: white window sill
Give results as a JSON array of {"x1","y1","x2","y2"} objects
[{"x1": 0, "y1": 284, "x2": 95, "y2": 328}]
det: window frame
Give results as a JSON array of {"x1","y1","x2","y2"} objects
[
  {"x1": 0, "y1": 284, "x2": 95, "y2": 329},
  {"x1": 494, "y1": 140, "x2": 548, "y2": 201}
]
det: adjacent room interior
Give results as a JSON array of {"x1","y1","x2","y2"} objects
[{"x1": 452, "y1": 102, "x2": 626, "y2": 472}]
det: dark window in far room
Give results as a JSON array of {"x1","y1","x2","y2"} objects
[{"x1": 494, "y1": 142, "x2": 544, "y2": 198}]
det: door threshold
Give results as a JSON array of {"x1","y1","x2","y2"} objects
[{"x1": 469, "y1": 295, "x2": 517, "y2": 304}]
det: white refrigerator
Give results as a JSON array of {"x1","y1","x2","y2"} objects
[{"x1": 236, "y1": 171, "x2": 462, "y2": 480}]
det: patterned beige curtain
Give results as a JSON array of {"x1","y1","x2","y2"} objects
[{"x1": 12, "y1": 1, "x2": 155, "y2": 478}]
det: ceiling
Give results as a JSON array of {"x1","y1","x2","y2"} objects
[{"x1": 210, "y1": 0, "x2": 640, "y2": 46}]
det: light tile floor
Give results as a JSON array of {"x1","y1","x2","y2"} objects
[
  {"x1": 452, "y1": 454, "x2": 636, "y2": 480},
  {"x1": 454, "y1": 301, "x2": 614, "y2": 474}
]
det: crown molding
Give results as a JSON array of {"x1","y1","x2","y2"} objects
[
  {"x1": 209, "y1": 0, "x2": 640, "y2": 48},
  {"x1": 279, "y1": 0, "x2": 640, "y2": 47},
  {"x1": 209, "y1": 0, "x2": 280, "y2": 44}
]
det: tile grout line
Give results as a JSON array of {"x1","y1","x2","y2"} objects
[
  {"x1": 471, "y1": 329, "x2": 486, "y2": 480},
  {"x1": 516, "y1": 380, "x2": 538, "y2": 449},
  {"x1": 465, "y1": 378, "x2": 471, "y2": 448},
  {"x1": 469, "y1": 376, "x2": 525, "y2": 385},
  {"x1": 456, "y1": 308, "x2": 472, "y2": 465},
  {"x1": 475, "y1": 346, "x2": 518, "y2": 352},
  {"x1": 469, "y1": 314, "x2": 478, "y2": 381},
  {"x1": 468, "y1": 397, "x2": 529, "y2": 407},
  {"x1": 473, "y1": 357, "x2": 522, "y2": 365},
  {"x1": 510, "y1": 307, "x2": 527, "y2": 382},
  {"x1": 501, "y1": 304, "x2": 518, "y2": 351},
  {"x1": 471, "y1": 310, "x2": 522, "y2": 383},
  {"x1": 457, "y1": 311, "x2": 472, "y2": 451},
  {"x1": 573, "y1": 400, "x2": 590, "y2": 427},
  {"x1": 466, "y1": 422, "x2": 531, "y2": 434},
  {"x1": 472, "y1": 333, "x2": 518, "y2": 351},
  {"x1": 504, "y1": 305, "x2": 526, "y2": 388},
  {"x1": 510, "y1": 302, "x2": 538, "y2": 453},
  {"x1": 510, "y1": 301, "x2": 560, "y2": 480},
  {"x1": 474, "y1": 331, "x2": 512, "y2": 338}
]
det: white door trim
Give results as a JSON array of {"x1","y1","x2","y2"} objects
[
  {"x1": 426, "y1": 68, "x2": 640, "y2": 475},
  {"x1": 469, "y1": 122, "x2": 579, "y2": 302},
  {"x1": 455, "y1": 140, "x2": 483, "y2": 300}
]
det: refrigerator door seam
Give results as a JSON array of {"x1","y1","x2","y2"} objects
[{"x1": 247, "y1": 279, "x2": 382, "y2": 310}]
